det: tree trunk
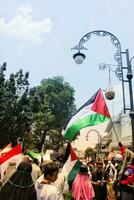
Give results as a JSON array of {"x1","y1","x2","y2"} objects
[{"x1": 38, "y1": 131, "x2": 47, "y2": 152}]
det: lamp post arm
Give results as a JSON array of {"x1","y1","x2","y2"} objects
[
  {"x1": 72, "y1": 30, "x2": 123, "y2": 81},
  {"x1": 78, "y1": 30, "x2": 121, "y2": 51},
  {"x1": 86, "y1": 129, "x2": 101, "y2": 156},
  {"x1": 86, "y1": 129, "x2": 101, "y2": 142}
]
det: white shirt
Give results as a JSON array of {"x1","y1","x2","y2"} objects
[
  {"x1": 35, "y1": 175, "x2": 59, "y2": 200},
  {"x1": 53, "y1": 171, "x2": 69, "y2": 200}
]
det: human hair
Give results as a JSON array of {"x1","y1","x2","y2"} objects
[
  {"x1": 43, "y1": 163, "x2": 59, "y2": 178},
  {"x1": 33, "y1": 158, "x2": 39, "y2": 165},
  {"x1": 79, "y1": 165, "x2": 88, "y2": 174},
  {"x1": 118, "y1": 142, "x2": 123, "y2": 147},
  {"x1": 41, "y1": 160, "x2": 52, "y2": 173},
  {"x1": 0, "y1": 161, "x2": 37, "y2": 200},
  {"x1": 22, "y1": 155, "x2": 31, "y2": 162}
]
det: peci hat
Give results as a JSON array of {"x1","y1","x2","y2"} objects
[{"x1": 115, "y1": 153, "x2": 123, "y2": 161}]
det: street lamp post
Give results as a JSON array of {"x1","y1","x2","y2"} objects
[
  {"x1": 86, "y1": 129, "x2": 102, "y2": 158},
  {"x1": 71, "y1": 30, "x2": 134, "y2": 152}
]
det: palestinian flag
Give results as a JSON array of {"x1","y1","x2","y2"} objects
[
  {"x1": 62, "y1": 89, "x2": 110, "y2": 140},
  {"x1": 62, "y1": 143, "x2": 82, "y2": 188},
  {"x1": 0, "y1": 144, "x2": 22, "y2": 181}
]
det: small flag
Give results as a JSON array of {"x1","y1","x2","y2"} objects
[
  {"x1": 62, "y1": 143, "x2": 82, "y2": 188},
  {"x1": 27, "y1": 150, "x2": 51, "y2": 163},
  {"x1": 62, "y1": 89, "x2": 110, "y2": 140},
  {"x1": 0, "y1": 144, "x2": 22, "y2": 181}
]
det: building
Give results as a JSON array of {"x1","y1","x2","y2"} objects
[{"x1": 105, "y1": 111, "x2": 132, "y2": 150}]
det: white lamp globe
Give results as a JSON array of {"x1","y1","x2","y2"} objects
[{"x1": 73, "y1": 52, "x2": 86, "y2": 64}]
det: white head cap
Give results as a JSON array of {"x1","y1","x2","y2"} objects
[{"x1": 115, "y1": 153, "x2": 122, "y2": 161}]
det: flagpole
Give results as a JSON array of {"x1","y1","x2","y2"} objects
[{"x1": 101, "y1": 89, "x2": 120, "y2": 143}]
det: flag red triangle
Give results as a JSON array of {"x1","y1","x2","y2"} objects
[
  {"x1": 91, "y1": 89, "x2": 111, "y2": 118},
  {"x1": 70, "y1": 144, "x2": 78, "y2": 161}
]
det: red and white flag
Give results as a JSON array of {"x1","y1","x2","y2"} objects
[
  {"x1": 0, "y1": 143, "x2": 12, "y2": 157},
  {"x1": 0, "y1": 144, "x2": 22, "y2": 181}
]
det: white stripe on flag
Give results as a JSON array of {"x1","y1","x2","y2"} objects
[
  {"x1": 62, "y1": 155, "x2": 77, "y2": 177},
  {"x1": 65, "y1": 104, "x2": 94, "y2": 131}
]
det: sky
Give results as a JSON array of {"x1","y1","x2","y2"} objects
[{"x1": 0, "y1": 0, "x2": 134, "y2": 149}]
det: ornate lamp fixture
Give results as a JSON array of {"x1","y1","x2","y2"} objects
[{"x1": 73, "y1": 52, "x2": 86, "y2": 64}]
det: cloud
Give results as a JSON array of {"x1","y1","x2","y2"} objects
[{"x1": 0, "y1": 4, "x2": 53, "y2": 43}]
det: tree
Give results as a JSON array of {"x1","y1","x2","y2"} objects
[
  {"x1": 0, "y1": 65, "x2": 76, "y2": 151},
  {"x1": 28, "y1": 87, "x2": 54, "y2": 151},
  {"x1": 40, "y1": 76, "x2": 76, "y2": 129},
  {"x1": 0, "y1": 63, "x2": 34, "y2": 147},
  {"x1": 46, "y1": 129, "x2": 65, "y2": 151},
  {"x1": 84, "y1": 147, "x2": 93, "y2": 161},
  {"x1": 23, "y1": 129, "x2": 40, "y2": 151},
  {"x1": 30, "y1": 76, "x2": 76, "y2": 151}
]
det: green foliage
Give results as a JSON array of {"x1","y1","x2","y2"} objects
[
  {"x1": 0, "y1": 66, "x2": 76, "y2": 151},
  {"x1": 0, "y1": 64, "x2": 33, "y2": 147},
  {"x1": 31, "y1": 76, "x2": 76, "y2": 151},
  {"x1": 64, "y1": 191, "x2": 72, "y2": 200},
  {"x1": 40, "y1": 76, "x2": 76, "y2": 129},
  {"x1": 23, "y1": 130, "x2": 40, "y2": 150},
  {"x1": 46, "y1": 129, "x2": 65, "y2": 151},
  {"x1": 84, "y1": 147, "x2": 93, "y2": 160}
]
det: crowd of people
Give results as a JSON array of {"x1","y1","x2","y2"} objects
[
  {"x1": 86, "y1": 154, "x2": 134, "y2": 200},
  {"x1": 0, "y1": 142, "x2": 134, "y2": 200}
]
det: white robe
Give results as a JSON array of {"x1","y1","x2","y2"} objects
[{"x1": 53, "y1": 171, "x2": 69, "y2": 200}]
